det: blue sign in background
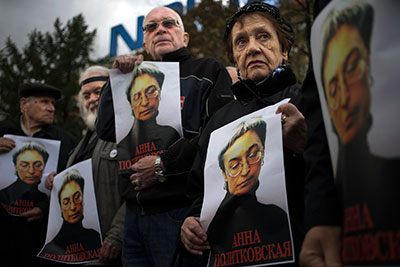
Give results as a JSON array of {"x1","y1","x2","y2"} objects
[{"x1": 109, "y1": 0, "x2": 241, "y2": 56}]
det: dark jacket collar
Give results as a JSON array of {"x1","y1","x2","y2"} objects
[
  {"x1": 162, "y1": 47, "x2": 191, "y2": 62},
  {"x1": 232, "y1": 67, "x2": 297, "y2": 101}
]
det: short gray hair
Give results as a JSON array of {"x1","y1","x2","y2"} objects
[{"x1": 79, "y1": 66, "x2": 110, "y2": 85}]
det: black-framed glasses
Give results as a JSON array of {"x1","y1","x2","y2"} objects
[
  {"x1": 132, "y1": 85, "x2": 160, "y2": 106},
  {"x1": 226, "y1": 144, "x2": 263, "y2": 178},
  {"x1": 326, "y1": 47, "x2": 368, "y2": 110},
  {"x1": 142, "y1": 19, "x2": 179, "y2": 33}
]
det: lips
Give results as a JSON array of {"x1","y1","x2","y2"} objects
[
  {"x1": 154, "y1": 38, "x2": 171, "y2": 45},
  {"x1": 140, "y1": 108, "x2": 154, "y2": 116},
  {"x1": 343, "y1": 105, "x2": 360, "y2": 131},
  {"x1": 247, "y1": 60, "x2": 266, "y2": 68}
]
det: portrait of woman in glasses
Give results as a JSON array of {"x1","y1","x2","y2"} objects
[
  {"x1": 318, "y1": 1, "x2": 400, "y2": 264},
  {"x1": 39, "y1": 170, "x2": 102, "y2": 263},
  {"x1": 205, "y1": 117, "x2": 292, "y2": 266},
  {"x1": 0, "y1": 141, "x2": 49, "y2": 216},
  {"x1": 180, "y1": 2, "x2": 305, "y2": 266}
]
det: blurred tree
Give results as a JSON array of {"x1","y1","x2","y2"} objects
[
  {"x1": 181, "y1": 0, "x2": 239, "y2": 67},
  {"x1": 278, "y1": 0, "x2": 315, "y2": 83},
  {"x1": 0, "y1": 14, "x2": 96, "y2": 139}
]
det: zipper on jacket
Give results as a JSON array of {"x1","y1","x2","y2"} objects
[{"x1": 136, "y1": 191, "x2": 145, "y2": 215}]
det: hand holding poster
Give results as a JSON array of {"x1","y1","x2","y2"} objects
[
  {"x1": 38, "y1": 159, "x2": 102, "y2": 264},
  {"x1": 201, "y1": 100, "x2": 294, "y2": 267},
  {"x1": 109, "y1": 61, "x2": 182, "y2": 176},
  {"x1": 311, "y1": 0, "x2": 400, "y2": 264},
  {"x1": 0, "y1": 135, "x2": 60, "y2": 216}
]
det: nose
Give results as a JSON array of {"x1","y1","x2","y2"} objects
[
  {"x1": 28, "y1": 164, "x2": 35, "y2": 174},
  {"x1": 241, "y1": 160, "x2": 250, "y2": 176},
  {"x1": 339, "y1": 77, "x2": 350, "y2": 108},
  {"x1": 89, "y1": 92, "x2": 99, "y2": 105},
  {"x1": 47, "y1": 103, "x2": 55, "y2": 113},
  {"x1": 139, "y1": 94, "x2": 150, "y2": 106},
  {"x1": 246, "y1": 37, "x2": 261, "y2": 56},
  {"x1": 70, "y1": 200, "x2": 76, "y2": 211},
  {"x1": 156, "y1": 23, "x2": 167, "y2": 34}
]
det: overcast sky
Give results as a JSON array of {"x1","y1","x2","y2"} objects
[{"x1": 0, "y1": 0, "x2": 202, "y2": 59}]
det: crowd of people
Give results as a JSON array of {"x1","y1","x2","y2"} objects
[{"x1": 0, "y1": 0, "x2": 398, "y2": 266}]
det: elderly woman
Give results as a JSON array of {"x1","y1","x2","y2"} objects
[{"x1": 180, "y1": 2, "x2": 306, "y2": 266}]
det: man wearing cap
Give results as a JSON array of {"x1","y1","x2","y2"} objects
[
  {"x1": 45, "y1": 66, "x2": 125, "y2": 266},
  {"x1": 96, "y1": 6, "x2": 233, "y2": 266},
  {"x1": 0, "y1": 82, "x2": 76, "y2": 266}
]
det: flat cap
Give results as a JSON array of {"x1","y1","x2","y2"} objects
[{"x1": 18, "y1": 82, "x2": 62, "y2": 100}]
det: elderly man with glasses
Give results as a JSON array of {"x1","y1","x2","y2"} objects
[{"x1": 96, "y1": 6, "x2": 234, "y2": 267}]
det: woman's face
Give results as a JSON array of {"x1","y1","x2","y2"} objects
[
  {"x1": 222, "y1": 130, "x2": 264, "y2": 196},
  {"x1": 231, "y1": 13, "x2": 287, "y2": 84},
  {"x1": 129, "y1": 73, "x2": 161, "y2": 121},
  {"x1": 15, "y1": 150, "x2": 45, "y2": 184},
  {"x1": 60, "y1": 180, "x2": 83, "y2": 224},
  {"x1": 323, "y1": 24, "x2": 370, "y2": 144}
]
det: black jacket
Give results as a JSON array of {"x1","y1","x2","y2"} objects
[
  {"x1": 207, "y1": 190, "x2": 293, "y2": 266},
  {"x1": 187, "y1": 68, "x2": 305, "y2": 263},
  {"x1": 96, "y1": 47, "x2": 233, "y2": 215}
]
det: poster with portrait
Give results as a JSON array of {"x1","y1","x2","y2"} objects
[
  {"x1": 37, "y1": 159, "x2": 102, "y2": 264},
  {"x1": 201, "y1": 99, "x2": 294, "y2": 267},
  {"x1": 110, "y1": 61, "x2": 182, "y2": 174},
  {"x1": 311, "y1": 0, "x2": 400, "y2": 264},
  {"x1": 0, "y1": 134, "x2": 60, "y2": 216}
]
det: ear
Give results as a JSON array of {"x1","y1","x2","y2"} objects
[
  {"x1": 20, "y1": 98, "x2": 28, "y2": 113},
  {"x1": 143, "y1": 41, "x2": 150, "y2": 55},
  {"x1": 183, "y1": 32, "x2": 189, "y2": 47},
  {"x1": 281, "y1": 50, "x2": 288, "y2": 62}
]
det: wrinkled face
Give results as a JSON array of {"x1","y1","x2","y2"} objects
[
  {"x1": 60, "y1": 181, "x2": 83, "y2": 224},
  {"x1": 129, "y1": 73, "x2": 161, "y2": 120},
  {"x1": 323, "y1": 24, "x2": 370, "y2": 145},
  {"x1": 222, "y1": 130, "x2": 264, "y2": 196},
  {"x1": 15, "y1": 150, "x2": 45, "y2": 184},
  {"x1": 81, "y1": 76, "x2": 106, "y2": 115},
  {"x1": 231, "y1": 13, "x2": 287, "y2": 84},
  {"x1": 143, "y1": 7, "x2": 189, "y2": 61},
  {"x1": 21, "y1": 95, "x2": 56, "y2": 126}
]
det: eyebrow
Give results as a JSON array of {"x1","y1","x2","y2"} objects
[{"x1": 146, "y1": 16, "x2": 175, "y2": 23}]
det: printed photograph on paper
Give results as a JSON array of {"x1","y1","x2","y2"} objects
[
  {"x1": 201, "y1": 99, "x2": 294, "y2": 267},
  {"x1": 0, "y1": 134, "x2": 60, "y2": 216},
  {"x1": 311, "y1": 0, "x2": 400, "y2": 264},
  {"x1": 38, "y1": 159, "x2": 102, "y2": 264}
]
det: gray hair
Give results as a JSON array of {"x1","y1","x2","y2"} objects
[{"x1": 79, "y1": 65, "x2": 110, "y2": 85}]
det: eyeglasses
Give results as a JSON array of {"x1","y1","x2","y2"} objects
[
  {"x1": 132, "y1": 85, "x2": 160, "y2": 106},
  {"x1": 62, "y1": 191, "x2": 83, "y2": 210},
  {"x1": 226, "y1": 144, "x2": 263, "y2": 178},
  {"x1": 18, "y1": 161, "x2": 44, "y2": 171},
  {"x1": 142, "y1": 19, "x2": 180, "y2": 33},
  {"x1": 326, "y1": 47, "x2": 368, "y2": 110}
]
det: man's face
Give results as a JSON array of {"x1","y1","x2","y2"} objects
[
  {"x1": 81, "y1": 76, "x2": 106, "y2": 115},
  {"x1": 20, "y1": 95, "x2": 56, "y2": 126},
  {"x1": 15, "y1": 150, "x2": 45, "y2": 184},
  {"x1": 222, "y1": 130, "x2": 264, "y2": 196},
  {"x1": 129, "y1": 73, "x2": 161, "y2": 120},
  {"x1": 323, "y1": 24, "x2": 370, "y2": 145},
  {"x1": 79, "y1": 76, "x2": 106, "y2": 130},
  {"x1": 231, "y1": 13, "x2": 288, "y2": 84},
  {"x1": 143, "y1": 7, "x2": 189, "y2": 61},
  {"x1": 60, "y1": 180, "x2": 83, "y2": 224}
]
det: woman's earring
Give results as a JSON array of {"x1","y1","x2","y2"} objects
[{"x1": 223, "y1": 181, "x2": 228, "y2": 190}]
